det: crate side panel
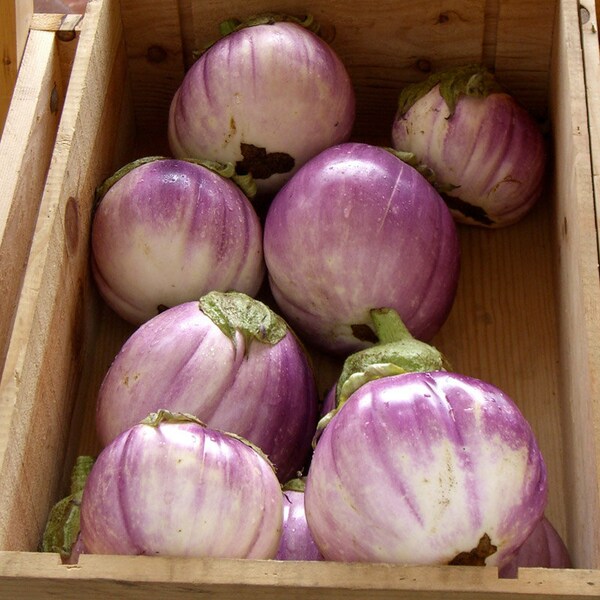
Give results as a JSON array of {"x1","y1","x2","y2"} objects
[
  {"x1": 493, "y1": 0, "x2": 557, "y2": 118},
  {"x1": 0, "y1": 0, "x2": 134, "y2": 552},
  {"x1": 580, "y1": 0, "x2": 600, "y2": 241},
  {"x1": 119, "y1": 0, "x2": 184, "y2": 154},
  {"x1": 549, "y1": 0, "x2": 600, "y2": 570},
  {"x1": 0, "y1": 0, "x2": 34, "y2": 136},
  {"x1": 2, "y1": 553, "x2": 600, "y2": 599},
  {"x1": 0, "y1": 31, "x2": 65, "y2": 406},
  {"x1": 30, "y1": 12, "x2": 84, "y2": 93}
]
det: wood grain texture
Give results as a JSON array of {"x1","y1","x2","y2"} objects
[
  {"x1": 547, "y1": 0, "x2": 600, "y2": 570},
  {"x1": 118, "y1": 0, "x2": 184, "y2": 154},
  {"x1": 1, "y1": 552, "x2": 600, "y2": 599},
  {"x1": 580, "y1": 0, "x2": 600, "y2": 240},
  {"x1": 0, "y1": 30, "x2": 65, "y2": 394},
  {"x1": 0, "y1": 0, "x2": 34, "y2": 135},
  {"x1": 493, "y1": 0, "x2": 557, "y2": 118}
]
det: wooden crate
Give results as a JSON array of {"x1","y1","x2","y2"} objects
[{"x1": 0, "y1": 0, "x2": 599, "y2": 597}]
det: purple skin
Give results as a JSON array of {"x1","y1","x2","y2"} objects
[
  {"x1": 321, "y1": 385, "x2": 336, "y2": 417},
  {"x1": 91, "y1": 159, "x2": 265, "y2": 325},
  {"x1": 95, "y1": 301, "x2": 319, "y2": 483},
  {"x1": 168, "y1": 22, "x2": 355, "y2": 196},
  {"x1": 63, "y1": 534, "x2": 86, "y2": 564},
  {"x1": 80, "y1": 417, "x2": 283, "y2": 558},
  {"x1": 305, "y1": 371, "x2": 548, "y2": 566},
  {"x1": 391, "y1": 87, "x2": 546, "y2": 227},
  {"x1": 276, "y1": 487, "x2": 324, "y2": 561},
  {"x1": 499, "y1": 516, "x2": 571, "y2": 578},
  {"x1": 263, "y1": 142, "x2": 460, "y2": 355}
]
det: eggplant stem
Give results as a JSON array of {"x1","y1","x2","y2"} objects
[{"x1": 370, "y1": 307, "x2": 413, "y2": 344}]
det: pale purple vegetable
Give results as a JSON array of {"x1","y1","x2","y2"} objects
[
  {"x1": 95, "y1": 291, "x2": 319, "y2": 483},
  {"x1": 91, "y1": 157, "x2": 264, "y2": 325},
  {"x1": 499, "y1": 516, "x2": 571, "y2": 578},
  {"x1": 275, "y1": 478, "x2": 324, "y2": 561},
  {"x1": 168, "y1": 16, "x2": 355, "y2": 196},
  {"x1": 65, "y1": 534, "x2": 86, "y2": 565},
  {"x1": 391, "y1": 65, "x2": 547, "y2": 227},
  {"x1": 263, "y1": 142, "x2": 460, "y2": 354},
  {"x1": 80, "y1": 411, "x2": 283, "y2": 558},
  {"x1": 305, "y1": 371, "x2": 548, "y2": 567},
  {"x1": 320, "y1": 385, "x2": 336, "y2": 418}
]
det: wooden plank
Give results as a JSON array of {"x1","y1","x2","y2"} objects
[
  {"x1": 0, "y1": 0, "x2": 133, "y2": 552},
  {"x1": 548, "y1": 0, "x2": 600, "y2": 570},
  {"x1": 0, "y1": 29, "x2": 65, "y2": 393},
  {"x1": 580, "y1": 0, "x2": 600, "y2": 240},
  {"x1": 493, "y1": 0, "x2": 558, "y2": 117},
  {"x1": 118, "y1": 0, "x2": 184, "y2": 154},
  {"x1": 1, "y1": 552, "x2": 600, "y2": 599},
  {"x1": 0, "y1": 0, "x2": 34, "y2": 136},
  {"x1": 30, "y1": 12, "x2": 84, "y2": 31},
  {"x1": 29, "y1": 13, "x2": 84, "y2": 95}
]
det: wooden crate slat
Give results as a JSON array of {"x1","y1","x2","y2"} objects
[
  {"x1": 0, "y1": 0, "x2": 34, "y2": 135},
  {"x1": 0, "y1": 0, "x2": 131, "y2": 551},
  {"x1": 0, "y1": 29, "x2": 65, "y2": 391},
  {"x1": 1, "y1": 552, "x2": 600, "y2": 599},
  {"x1": 548, "y1": 0, "x2": 600, "y2": 570},
  {"x1": 118, "y1": 0, "x2": 184, "y2": 155},
  {"x1": 580, "y1": 0, "x2": 600, "y2": 242},
  {"x1": 493, "y1": 0, "x2": 557, "y2": 117}
]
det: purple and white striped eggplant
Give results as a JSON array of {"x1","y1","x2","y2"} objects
[
  {"x1": 499, "y1": 516, "x2": 571, "y2": 578},
  {"x1": 391, "y1": 65, "x2": 547, "y2": 227},
  {"x1": 168, "y1": 15, "x2": 355, "y2": 196},
  {"x1": 95, "y1": 291, "x2": 319, "y2": 483},
  {"x1": 305, "y1": 371, "x2": 548, "y2": 567},
  {"x1": 80, "y1": 412, "x2": 283, "y2": 558},
  {"x1": 275, "y1": 478, "x2": 323, "y2": 561},
  {"x1": 91, "y1": 157, "x2": 264, "y2": 325},
  {"x1": 263, "y1": 142, "x2": 460, "y2": 355}
]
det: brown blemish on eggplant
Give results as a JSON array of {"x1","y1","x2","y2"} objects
[
  {"x1": 351, "y1": 323, "x2": 378, "y2": 344},
  {"x1": 448, "y1": 533, "x2": 497, "y2": 566},
  {"x1": 224, "y1": 116, "x2": 237, "y2": 146},
  {"x1": 236, "y1": 143, "x2": 295, "y2": 179},
  {"x1": 442, "y1": 193, "x2": 494, "y2": 226}
]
